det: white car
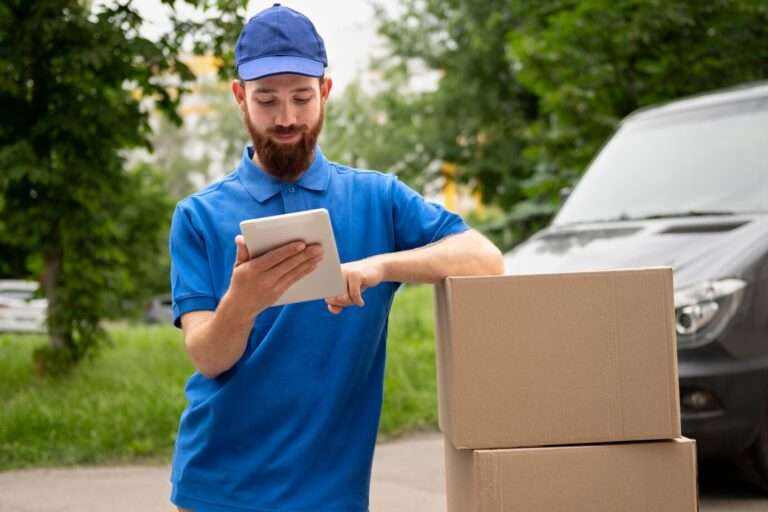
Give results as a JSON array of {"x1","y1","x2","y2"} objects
[{"x1": 0, "y1": 280, "x2": 47, "y2": 333}]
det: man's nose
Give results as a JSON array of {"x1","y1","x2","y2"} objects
[{"x1": 275, "y1": 102, "x2": 298, "y2": 127}]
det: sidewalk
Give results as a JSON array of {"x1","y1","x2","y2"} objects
[
  {"x1": 1, "y1": 432, "x2": 765, "y2": 511},
  {"x1": 0, "y1": 432, "x2": 445, "y2": 512}
]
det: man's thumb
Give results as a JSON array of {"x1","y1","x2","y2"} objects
[{"x1": 234, "y1": 235, "x2": 250, "y2": 266}]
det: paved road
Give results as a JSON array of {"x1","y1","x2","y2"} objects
[{"x1": 0, "y1": 433, "x2": 766, "y2": 511}]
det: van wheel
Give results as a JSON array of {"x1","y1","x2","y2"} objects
[{"x1": 735, "y1": 418, "x2": 768, "y2": 493}]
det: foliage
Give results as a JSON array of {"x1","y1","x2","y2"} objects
[
  {"x1": 322, "y1": 78, "x2": 437, "y2": 191},
  {"x1": 372, "y1": 0, "x2": 546, "y2": 236},
  {"x1": 0, "y1": 285, "x2": 437, "y2": 469},
  {"x1": 157, "y1": 0, "x2": 249, "y2": 81}
]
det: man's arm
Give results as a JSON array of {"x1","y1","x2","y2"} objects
[
  {"x1": 377, "y1": 228, "x2": 503, "y2": 283},
  {"x1": 325, "y1": 229, "x2": 503, "y2": 313},
  {"x1": 181, "y1": 236, "x2": 323, "y2": 379}
]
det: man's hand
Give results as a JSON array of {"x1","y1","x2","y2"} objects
[
  {"x1": 229, "y1": 234, "x2": 324, "y2": 319},
  {"x1": 325, "y1": 258, "x2": 385, "y2": 314}
]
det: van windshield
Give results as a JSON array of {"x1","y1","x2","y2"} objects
[{"x1": 553, "y1": 97, "x2": 768, "y2": 226}]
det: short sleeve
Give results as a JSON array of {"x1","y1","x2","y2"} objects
[
  {"x1": 391, "y1": 176, "x2": 470, "y2": 252},
  {"x1": 169, "y1": 203, "x2": 217, "y2": 328}
]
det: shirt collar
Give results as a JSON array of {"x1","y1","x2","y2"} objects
[{"x1": 237, "y1": 144, "x2": 331, "y2": 203}]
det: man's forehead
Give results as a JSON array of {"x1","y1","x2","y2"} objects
[{"x1": 247, "y1": 74, "x2": 320, "y2": 93}]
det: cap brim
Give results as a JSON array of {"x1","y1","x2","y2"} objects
[{"x1": 238, "y1": 56, "x2": 325, "y2": 81}]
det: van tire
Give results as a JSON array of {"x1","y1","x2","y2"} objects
[{"x1": 735, "y1": 417, "x2": 768, "y2": 494}]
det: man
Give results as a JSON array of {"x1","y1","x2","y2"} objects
[{"x1": 169, "y1": 4, "x2": 504, "y2": 511}]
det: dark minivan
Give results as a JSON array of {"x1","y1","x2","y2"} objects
[{"x1": 503, "y1": 82, "x2": 768, "y2": 490}]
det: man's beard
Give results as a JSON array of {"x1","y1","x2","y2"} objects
[{"x1": 244, "y1": 102, "x2": 324, "y2": 182}]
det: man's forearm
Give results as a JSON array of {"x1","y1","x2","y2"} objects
[
  {"x1": 374, "y1": 229, "x2": 504, "y2": 284},
  {"x1": 185, "y1": 293, "x2": 256, "y2": 379}
]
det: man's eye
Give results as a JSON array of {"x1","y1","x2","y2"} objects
[
  {"x1": 294, "y1": 97, "x2": 311, "y2": 104},
  {"x1": 256, "y1": 98, "x2": 276, "y2": 106}
]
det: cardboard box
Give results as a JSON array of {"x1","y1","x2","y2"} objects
[
  {"x1": 435, "y1": 268, "x2": 681, "y2": 449},
  {"x1": 445, "y1": 437, "x2": 698, "y2": 512}
]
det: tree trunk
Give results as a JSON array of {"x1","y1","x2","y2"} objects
[{"x1": 43, "y1": 246, "x2": 73, "y2": 352}]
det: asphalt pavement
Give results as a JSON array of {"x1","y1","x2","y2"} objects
[{"x1": 0, "y1": 432, "x2": 766, "y2": 511}]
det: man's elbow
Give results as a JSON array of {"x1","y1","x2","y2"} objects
[
  {"x1": 185, "y1": 342, "x2": 225, "y2": 380},
  {"x1": 479, "y1": 243, "x2": 505, "y2": 275},
  {"x1": 184, "y1": 330, "x2": 232, "y2": 380},
  {"x1": 196, "y1": 361, "x2": 225, "y2": 380},
  {"x1": 464, "y1": 230, "x2": 505, "y2": 276}
]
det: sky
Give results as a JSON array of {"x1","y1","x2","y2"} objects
[{"x1": 94, "y1": 0, "x2": 403, "y2": 92}]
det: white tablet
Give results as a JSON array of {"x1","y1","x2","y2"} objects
[{"x1": 239, "y1": 208, "x2": 346, "y2": 306}]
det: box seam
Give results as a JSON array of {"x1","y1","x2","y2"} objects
[
  {"x1": 611, "y1": 273, "x2": 625, "y2": 439},
  {"x1": 445, "y1": 278, "x2": 459, "y2": 446}
]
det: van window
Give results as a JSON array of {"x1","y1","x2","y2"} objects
[{"x1": 554, "y1": 99, "x2": 768, "y2": 225}]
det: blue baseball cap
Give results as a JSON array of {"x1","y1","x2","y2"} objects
[{"x1": 235, "y1": 3, "x2": 328, "y2": 81}]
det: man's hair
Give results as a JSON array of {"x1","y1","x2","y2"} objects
[{"x1": 239, "y1": 76, "x2": 325, "y2": 89}]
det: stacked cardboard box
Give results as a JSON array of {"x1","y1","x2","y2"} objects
[{"x1": 434, "y1": 267, "x2": 698, "y2": 511}]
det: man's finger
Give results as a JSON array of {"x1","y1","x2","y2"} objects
[
  {"x1": 327, "y1": 303, "x2": 343, "y2": 314},
  {"x1": 275, "y1": 254, "x2": 320, "y2": 292},
  {"x1": 234, "y1": 235, "x2": 250, "y2": 266},
  {"x1": 328, "y1": 293, "x2": 353, "y2": 307},
  {"x1": 348, "y1": 273, "x2": 365, "y2": 306},
  {"x1": 248, "y1": 240, "x2": 308, "y2": 273},
  {"x1": 268, "y1": 246, "x2": 322, "y2": 283}
]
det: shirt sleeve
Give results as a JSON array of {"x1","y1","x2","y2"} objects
[
  {"x1": 391, "y1": 175, "x2": 470, "y2": 252},
  {"x1": 169, "y1": 203, "x2": 217, "y2": 328}
]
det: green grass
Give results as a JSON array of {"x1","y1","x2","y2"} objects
[
  {"x1": 0, "y1": 284, "x2": 438, "y2": 470},
  {"x1": 380, "y1": 284, "x2": 438, "y2": 437},
  {"x1": 0, "y1": 324, "x2": 192, "y2": 470}
]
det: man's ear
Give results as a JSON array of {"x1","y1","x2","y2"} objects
[
  {"x1": 232, "y1": 79, "x2": 247, "y2": 113},
  {"x1": 320, "y1": 77, "x2": 333, "y2": 102}
]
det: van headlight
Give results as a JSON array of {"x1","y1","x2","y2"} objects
[{"x1": 674, "y1": 278, "x2": 747, "y2": 349}]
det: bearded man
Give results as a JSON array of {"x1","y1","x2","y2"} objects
[{"x1": 168, "y1": 4, "x2": 504, "y2": 511}]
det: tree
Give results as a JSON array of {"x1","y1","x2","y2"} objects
[
  {"x1": 370, "y1": 0, "x2": 551, "y2": 247},
  {"x1": 374, "y1": 0, "x2": 540, "y2": 202},
  {"x1": 0, "y1": 1, "x2": 183, "y2": 371},
  {"x1": 322, "y1": 78, "x2": 441, "y2": 190},
  {"x1": 0, "y1": 0, "x2": 249, "y2": 373}
]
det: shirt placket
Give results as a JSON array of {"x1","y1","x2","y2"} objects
[{"x1": 281, "y1": 183, "x2": 300, "y2": 213}]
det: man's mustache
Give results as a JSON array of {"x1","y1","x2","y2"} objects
[{"x1": 268, "y1": 124, "x2": 308, "y2": 135}]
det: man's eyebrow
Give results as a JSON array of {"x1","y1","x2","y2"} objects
[{"x1": 252, "y1": 86, "x2": 315, "y2": 94}]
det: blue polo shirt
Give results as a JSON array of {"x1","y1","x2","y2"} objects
[{"x1": 168, "y1": 145, "x2": 469, "y2": 512}]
